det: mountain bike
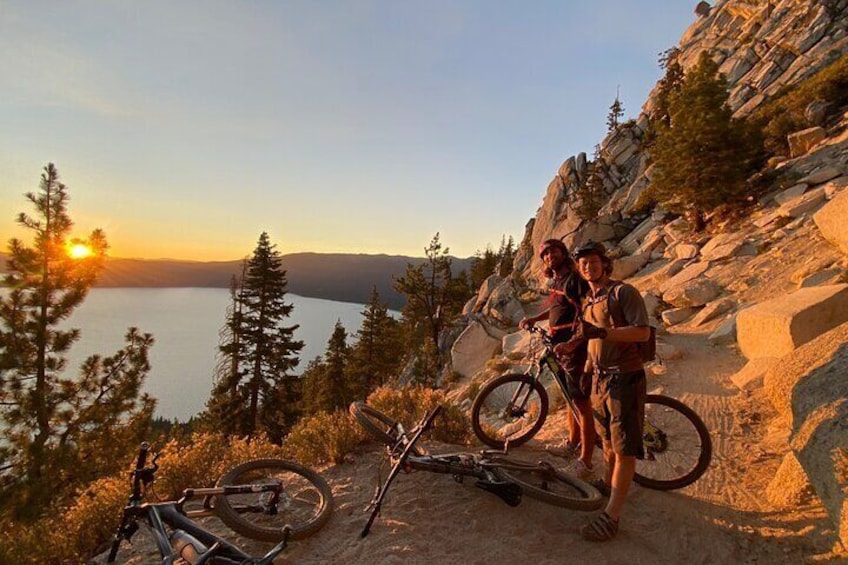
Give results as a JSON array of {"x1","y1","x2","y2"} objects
[
  {"x1": 470, "y1": 325, "x2": 712, "y2": 490},
  {"x1": 349, "y1": 401, "x2": 602, "y2": 537},
  {"x1": 107, "y1": 442, "x2": 333, "y2": 564}
]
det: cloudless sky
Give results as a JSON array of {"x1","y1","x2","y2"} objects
[{"x1": 0, "y1": 1, "x2": 696, "y2": 261}]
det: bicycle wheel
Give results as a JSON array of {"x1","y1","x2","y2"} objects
[
  {"x1": 634, "y1": 394, "x2": 712, "y2": 490},
  {"x1": 349, "y1": 401, "x2": 402, "y2": 447},
  {"x1": 215, "y1": 459, "x2": 333, "y2": 542},
  {"x1": 491, "y1": 457, "x2": 602, "y2": 511},
  {"x1": 471, "y1": 373, "x2": 549, "y2": 449}
]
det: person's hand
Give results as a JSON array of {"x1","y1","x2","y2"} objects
[
  {"x1": 518, "y1": 318, "x2": 534, "y2": 331},
  {"x1": 554, "y1": 335, "x2": 586, "y2": 357},
  {"x1": 579, "y1": 320, "x2": 607, "y2": 340}
]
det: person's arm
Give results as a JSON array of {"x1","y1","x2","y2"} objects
[{"x1": 519, "y1": 310, "x2": 550, "y2": 329}]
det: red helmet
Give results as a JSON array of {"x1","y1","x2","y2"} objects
[{"x1": 538, "y1": 238, "x2": 568, "y2": 259}]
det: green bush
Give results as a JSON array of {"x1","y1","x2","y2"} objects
[{"x1": 751, "y1": 52, "x2": 848, "y2": 156}]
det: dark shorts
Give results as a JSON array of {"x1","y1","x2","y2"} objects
[
  {"x1": 592, "y1": 369, "x2": 646, "y2": 457},
  {"x1": 553, "y1": 340, "x2": 590, "y2": 402}
]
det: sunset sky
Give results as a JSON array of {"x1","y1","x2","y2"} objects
[{"x1": 1, "y1": 2, "x2": 695, "y2": 261}]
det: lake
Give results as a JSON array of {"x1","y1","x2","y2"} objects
[{"x1": 61, "y1": 288, "x2": 376, "y2": 421}]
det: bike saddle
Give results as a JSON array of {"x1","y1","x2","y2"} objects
[{"x1": 475, "y1": 479, "x2": 522, "y2": 507}]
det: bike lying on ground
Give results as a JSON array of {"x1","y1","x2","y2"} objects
[
  {"x1": 349, "y1": 401, "x2": 602, "y2": 537},
  {"x1": 470, "y1": 325, "x2": 712, "y2": 490},
  {"x1": 107, "y1": 442, "x2": 333, "y2": 564}
]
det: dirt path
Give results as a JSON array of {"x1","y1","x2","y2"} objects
[{"x1": 98, "y1": 330, "x2": 846, "y2": 564}]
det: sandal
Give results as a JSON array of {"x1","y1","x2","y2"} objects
[{"x1": 580, "y1": 512, "x2": 619, "y2": 542}]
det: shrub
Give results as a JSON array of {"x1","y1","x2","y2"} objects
[
  {"x1": 0, "y1": 433, "x2": 286, "y2": 564},
  {"x1": 750, "y1": 52, "x2": 848, "y2": 157},
  {"x1": 283, "y1": 409, "x2": 362, "y2": 465},
  {"x1": 365, "y1": 385, "x2": 471, "y2": 445}
]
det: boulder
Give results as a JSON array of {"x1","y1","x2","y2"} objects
[
  {"x1": 642, "y1": 291, "x2": 662, "y2": 321},
  {"x1": 483, "y1": 280, "x2": 526, "y2": 327},
  {"x1": 473, "y1": 274, "x2": 504, "y2": 312},
  {"x1": 798, "y1": 267, "x2": 847, "y2": 289},
  {"x1": 663, "y1": 278, "x2": 721, "y2": 308},
  {"x1": 708, "y1": 314, "x2": 737, "y2": 345},
  {"x1": 700, "y1": 232, "x2": 747, "y2": 262},
  {"x1": 691, "y1": 297, "x2": 736, "y2": 327},
  {"x1": 612, "y1": 251, "x2": 651, "y2": 281},
  {"x1": 661, "y1": 306, "x2": 699, "y2": 327},
  {"x1": 663, "y1": 218, "x2": 691, "y2": 243},
  {"x1": 737, "y1": 284, "x2": 848, "y2": 360},
  {"x1": 823, "y1": 177, "x2": 848, "y2": 199},
  {"x1": 788, "y1": 127, "x2": 826, "y2": 158},
  {"x1": 777, "y1": 187, "x2": 827, "y2": 218},
  {"x1": 674, "y1": 243, "x2": 700, "y2": 260},
  {"x1": 763, "y1": 322, "x2": 848, "y2": 546},
  {"x1": 814, "y1": 189, "x2": 848, "y2": 255},
  {"x1": 502, "y1": 330, "x2": 533, "y2": 358},
  {"x1": 765, "y1": 452, "x2": 816, "y2": 509},
  {"x1": 773, "y1": 183, "x2": 809, "y2": 206},
  {"x1": 731, "y1": 357, "x2": 778, "y2": 391},
  {"x1": 617, "y1": 216, "x2": 657, "y2": 255},
  {"x1": 800, "y1": 166, "x2": 844, "y2": 187},
  {"x1": 450, "y1": 320, "x2": 503, "y2": 378},
  {"x1": 659, "y1": 261, "x2": 711, "y2": 294}
]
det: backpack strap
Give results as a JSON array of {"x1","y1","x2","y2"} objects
[{"x1": 604, "y1": 281, "x2": 628, "y2": 329}]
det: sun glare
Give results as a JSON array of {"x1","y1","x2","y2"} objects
[{"x1": 68, "y1": 243, "x2": 93, "y2": 259}]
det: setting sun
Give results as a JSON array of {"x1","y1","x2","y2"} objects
[{"x1": 68, "y1": 243, "x2": 93, "y2": 259}]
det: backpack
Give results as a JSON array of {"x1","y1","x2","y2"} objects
[{"x1": 605, "y1": 281, "x2": 657, "y2": 364}]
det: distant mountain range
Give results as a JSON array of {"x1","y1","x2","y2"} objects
[{"x1": 0, "y1": 252, "x2": 474, "y2": 310}]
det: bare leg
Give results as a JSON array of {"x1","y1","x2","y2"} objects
[
  {"x1": 566, "y1": 405, "x2": 580, "y2": 448},
  {"x1": 576, "y1": 398, "x2": 595, "y2": 466},
  {"x1": 605, "y1": 455, "x2": 636, "y2": 521}
]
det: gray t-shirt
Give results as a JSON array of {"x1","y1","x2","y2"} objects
[{"x1": 582, "y1": 281, "x2": 649, "y2": 373}]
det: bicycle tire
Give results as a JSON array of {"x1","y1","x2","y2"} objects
[
  {"x1": 471, "y1": 373, "x2": 549, "y2": 449},
  {"x1": 215, "y1": 459, "x2": 333, "y2": 542},
  {"x1": 490, "y1": 457, "x2": 602, "y2": 511},
  {"x1": 634, "y1": 394, "x2": 712, "y2": 490}
]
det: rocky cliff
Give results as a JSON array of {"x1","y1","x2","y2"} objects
[{"x1": 450, "y1": 0, "x2": 848, "y2": 547}]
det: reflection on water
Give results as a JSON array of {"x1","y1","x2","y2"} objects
[{"x1": 62, "y1": 288, "x2": 371, "y2": 421}]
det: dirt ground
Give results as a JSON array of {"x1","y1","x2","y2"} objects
[{"x1": 96, "y1": 325, "x2": 847, "y2": 564}]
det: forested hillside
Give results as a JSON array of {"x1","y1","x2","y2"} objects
[{"x1": 0, "y1": 251, "x2": 474, "y2": 309}]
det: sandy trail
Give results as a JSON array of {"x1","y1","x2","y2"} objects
[{"x1": 98, "y1": 329, "x2": 846, "y2": 564}]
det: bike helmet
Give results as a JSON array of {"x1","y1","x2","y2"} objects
[
  {"x1": 538, "y1": 238, "x2": 568, "y2": 259},
  {"x1": 572, "y1": 241, "x2": 608, "y2": 260}
]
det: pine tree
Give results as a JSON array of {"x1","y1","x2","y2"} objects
[
  {"x1": 606, "y1": 90, "x2": 624, "y2": 131},
  {"x1": 205, "y1": 267, "x2": 248, "y2": 435},
  {"x1": 496, "y1": 235, "x2": 515, "y2": 278},
  {"x1": 470, "y1": 245, "x2": 499, "y2": 288},
  {"x1": 647, "y1": 52, "x2": 762, "y2": 229},
  {"x1": 394, "y1": 233, "x2": 472, "y2": 378},
  {"x1": 346, "y1": 287, "x2": 403, "y2": 397},
  {"x1": 0, "y1": 164, "x2": 154, "y2": 515},
  {"x1": 205, "y1": 232, "x2": 303, "y2": 442}
]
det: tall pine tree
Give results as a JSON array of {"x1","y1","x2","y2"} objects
[
  {"x1": 346, "y1": 287, "x2": 403, "y2": 396},
  {"x1": 0, "y1": 164, "x2": 154, "y2": 515},
  {"x1": 647, "y1": 52, "x2": 762, "y2": 229},
  {"x1": 205, "y1": 232, "x2": 303, "y2": 442}
]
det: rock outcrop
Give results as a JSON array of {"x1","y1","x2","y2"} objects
[{"x1": 763, "y1": 321, "x2": 848, "y2": 547}]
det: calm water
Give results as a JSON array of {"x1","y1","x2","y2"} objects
[{"x1": 61, "y1": 288, "x2": 371, "y2": 421}]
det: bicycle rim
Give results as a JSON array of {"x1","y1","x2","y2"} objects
[
  {"x1": 471, "y1": 374, "x2": 549, "y2": 449},
  {"x1": 634, "y1": 394, "x2": 712, "y2": 490},
  {"x1": 215, "y1": 459, "x2": 333, "y2": 542},
  {"x1": 492, "y1": 458, "x2": 602, "y2": 511}
]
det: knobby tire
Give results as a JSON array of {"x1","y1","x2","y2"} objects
[
  {"x1": 634, "y1": 394, "x2": 712, "y2": 490},
  {"x1": 215, "y1": 459, "x2": 333, "y2": 542},
  {"x1": 490, "y1": 456, "x2": 602, "y2": 511},
  {"x1": 471, "y1": 373, "x2": 549, "y2": 449}
]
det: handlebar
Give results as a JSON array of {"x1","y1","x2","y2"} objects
[{"x1": 130, "y1": 442, "x2": 159, "y2": 502}]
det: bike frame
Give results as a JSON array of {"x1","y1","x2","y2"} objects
[{"x1": 108, "y1": 443, "x2": 290, "y2": 565}]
